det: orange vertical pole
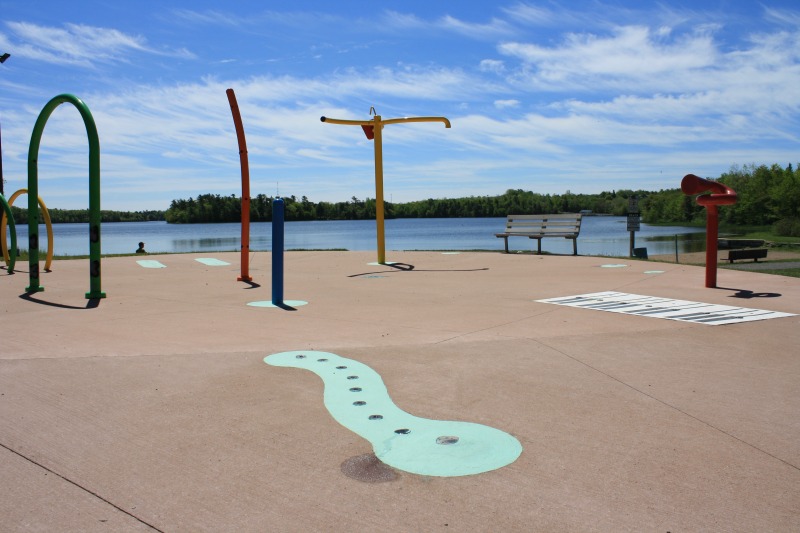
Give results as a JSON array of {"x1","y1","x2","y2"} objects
[{"x1": 227, "y1": 88, "x2": 252, "y2": 282}]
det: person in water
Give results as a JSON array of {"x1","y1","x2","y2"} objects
[{"x1": 135, "y1": 242, "x2": 147, "y2": 254}]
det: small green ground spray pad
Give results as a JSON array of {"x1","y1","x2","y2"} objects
[
  {"x1": 136, "y1": 260, "x2": 166, "y2": 268},
  {"x1": 195, "y1": 258, "x2": 230, "y2": 266},
  {"x1": 248, "y1": 300, "x2": 308, "y2": 308},
  {"x1": 264, "y1": 350, "x2": 522, "y2": 477}
]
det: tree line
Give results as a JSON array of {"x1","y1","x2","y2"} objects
[
  {"x1": 7, "y1": 207, "x2": 165, "y2": 224},
  {"x1": 163, "y1": 189, "x2": 641, "y2": 224},
  {"x1": 6, "y1": 163, "x2": 798, "y2": 237},
  {"x1": 640, "y1": 163, "x2": 800, "y2": 236},
  {"x1": 11, "y1": 205, "x2": 164, "y2": 224}
]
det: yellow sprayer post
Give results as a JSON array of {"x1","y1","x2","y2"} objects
[
  {"x1": 320, "y1": 113, "x2": 450, "y2": 264},
  {"x1": 372, "y1": 115, "x2": 386, "y2": 263}
]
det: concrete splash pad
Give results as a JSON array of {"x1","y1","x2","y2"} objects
[{"x1": 1, "y1": 251, "x2": 799, "y2": 531}]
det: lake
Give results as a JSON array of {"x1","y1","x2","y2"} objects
[{"x1": 6, "y1": 217, "x2": 707, "y2": 257}]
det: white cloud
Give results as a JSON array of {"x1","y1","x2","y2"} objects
[
  {"x1": 501, "y1": 3, "x2": 560, "y2": 26},
  {"x1": 2, "y1": 21, "x2": 195, "y2": 68},
  {"x1": 763, "y1": 7, "x2": 800, "y2": 26},
  {"x1": 479, "y1": 59, "x2": 505, "y2": 73},
  {"x1": 382, "y1": 10, "x2": 514, "y2": 39},
  {"x1": 438, "y1": 15, "x2": 515, "y2": 39},
  {"x1": 499, "y1": 25, "x2": 718, "y2": 91},
  {"x1": 494, "y1": 99, "x2": 520, "y2": 109}
]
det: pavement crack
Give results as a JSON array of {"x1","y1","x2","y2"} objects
[
  {"x1": 433, "y1": 312, "x2": 545, "y2": 344},
  {"x1": 535, "y1": 340, "x2": 800, "y2": 474},
  {"x1": 0, "y1": 441, "x2": 165, "y2": 532}
]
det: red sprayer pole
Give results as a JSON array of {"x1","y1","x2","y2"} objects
[
  {"x1": 680, "y1": 174, "x2": 737, "y2": 288},
  {"x1": 226, "y1": 88, "x2": 252, "y2": 282}
]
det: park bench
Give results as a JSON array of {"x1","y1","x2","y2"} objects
[
  {"x1": 726, "y1": 248, "x2": 768, "y2": 263},
  {"x1": 495, "y1": 214, "x2": 582, "y2": 255},
  {"x1": 717, "y1": 238, "x2": 768, "y2": 263}
]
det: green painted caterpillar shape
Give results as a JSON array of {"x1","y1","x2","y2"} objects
[{"x1": 264, "y1": 350, "x2": 522, "y2": 477}]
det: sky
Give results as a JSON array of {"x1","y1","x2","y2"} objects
[{"x1": 0, "y1": 0, "x2": 798, "y2": 211}]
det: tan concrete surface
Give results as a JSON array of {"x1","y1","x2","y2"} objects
[{"x1": 1, "y1": 251, "x2": 799, "y2": 532}]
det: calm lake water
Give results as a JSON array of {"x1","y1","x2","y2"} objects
[{"x1": 7, "y1": 217, "x2": 707, "y2": 257}]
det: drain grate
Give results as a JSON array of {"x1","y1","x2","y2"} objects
[{"x1": 537, "y1": 291, "x2": 796, "y2": 325}]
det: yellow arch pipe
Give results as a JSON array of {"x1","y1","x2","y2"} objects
[{"x1": 1, "y1": 188, "x2": 54, "y2": 272}]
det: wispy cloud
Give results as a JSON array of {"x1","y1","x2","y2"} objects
[
  {"x1": 763, "y1": 6, "x2": 800, "y2": 26},
  {"x1": 1, "y1": 21, "x2": 194, "y2": 68},
  {"x1": 494, "y1": 99, "x2": 520, "y2": 109},
  {"x1": 382, "y1": 10, "x2": 515, "y2": 39},
  {"x1": 499, "y1": 25, "x2": 718, "y2": 91}
]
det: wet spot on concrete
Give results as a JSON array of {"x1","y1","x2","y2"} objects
[{"x1": 341, "y1": 453, "x2": 398, "y2": 483}]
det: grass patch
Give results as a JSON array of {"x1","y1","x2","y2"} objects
[{"x1": 756, "y1": 268, "x2": 800, "y2": 278}]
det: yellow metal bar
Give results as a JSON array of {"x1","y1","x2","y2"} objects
[
  {"x1": 319, "y1": 116, "x2": 373, "y2": 126},
  {"x1": 321, "y1": 116, "x2": 451, "y2": 128},
  {"x1": 381, "y1": 116, "x2": 451, "y2": 128},
  {"x1": 373, "y1": 116, "x2": 385, "y2": 264},
  {"x1": 1, "y1": 188, "x2": 54, "y2": 271}
]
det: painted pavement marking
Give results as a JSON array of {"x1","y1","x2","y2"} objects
[
  {"x1": 536, "y1": 291, "x2": 796, "y2": 325},
  {"x1": 136, "y1": 260, "x2": 166, "y2": 269},
  {"x1": 195, "y1": 258, "x2": 230, "y2": 266},
  {"x1": 248, "y1": 300, "x2": 308, "y2": 308},
  {"x1": 264, "y1": 350, "x2": 522, "y2": 477}
]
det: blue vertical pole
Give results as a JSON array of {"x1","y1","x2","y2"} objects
[{"x1": 272, "y1": 198, "x2": 285, "y2": 305}]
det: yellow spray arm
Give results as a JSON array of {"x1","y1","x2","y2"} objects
[
  {"x1": 320, "y1": 116, "x2": 451, "y2": 128},
  {"x1": 382, "y1": 116, "x2": 451, "y2": 128}
]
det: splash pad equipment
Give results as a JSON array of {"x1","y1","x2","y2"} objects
[
  {"x1": 265, "y1": 350, "x2": 522, "y2": 476},
  {"x1": 226, "y1": 88, "x2": 253, "y2": 282},
  {"x1": 681, "y1": 174, "x2": 737, "y2": 288},
  {"x1": 0, "y1": 194, "x2": 16, "y2": 273},
  {"x1": 321, "y1": 111, "x2": 451, "y2": 264},
  {"x1": 272, "y1": 197, "x2": 285, "y2": 305},
  {"x1": 1, "y1": 189, "x2": 54, "y2": 273},
  {"x1": 26, "y1": 94, "x2": 105, "y2": 298},
  {"x1": 246, "y1": 198, "x2": 307, "y2": 309}
]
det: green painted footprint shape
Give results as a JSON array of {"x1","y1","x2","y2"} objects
[{"x1": 264, "y1": 350, "x2": 522, "y2": 477}]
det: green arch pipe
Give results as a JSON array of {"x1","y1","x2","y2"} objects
[
  {"x1": 0, "y1": 194, "x2": 16, "y2": 273},
  {"x1": 26, "y1": 94, "x2": 105, "y2": 298}
]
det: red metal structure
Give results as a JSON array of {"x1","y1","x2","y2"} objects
[
  {"x1": 680, "y1": 174, "x2": 738, "y2": 288},
  {"x1": 226, "y1": 88, "x2": 252, "y2": 282}
]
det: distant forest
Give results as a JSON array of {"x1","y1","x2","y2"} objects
[
  {"x1": 8, "y1": 207, "x2": 164, "y2": 225},
  {"x1": 7, "y1": 163, "x2": 799, "y2": 236}
]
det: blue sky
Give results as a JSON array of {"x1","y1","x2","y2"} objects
[{"x1": 1, "y1": 1, "x2": 798, "y2": 210}]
